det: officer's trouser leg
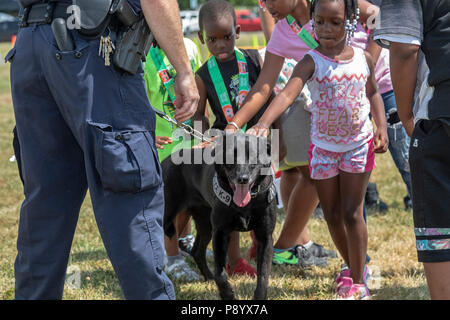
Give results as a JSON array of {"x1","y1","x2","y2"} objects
[
  {"x1": 10, "y1": 32, "x2": 88, "y2": 298},
  {"x1": 10, "y1": 25, "x2": 175, "y2": 300}
]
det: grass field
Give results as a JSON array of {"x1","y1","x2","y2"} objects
[{"x1": 0, "y1": 37, "x2": 429, "y2": 300}]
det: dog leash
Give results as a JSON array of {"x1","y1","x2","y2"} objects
[{"x1": 153, "y1": 107, "x2": 213, "y2": 143}]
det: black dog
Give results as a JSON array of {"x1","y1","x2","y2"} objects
[{"x1": 162, "y1": 132, "x2": 276, "y2": 300}]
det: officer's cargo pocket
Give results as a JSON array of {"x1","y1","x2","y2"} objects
[{"x1": 89, "y1": 121, "x2": 162, "y2": 193}]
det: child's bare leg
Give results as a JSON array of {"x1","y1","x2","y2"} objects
[
  {"x1": 176, "y1": 210, "x2": 191, "y2": 238},
  {"x1": 275, "y1": 166, "x2": 319, "y2": 249},
  {"x1": 339, "y1": 171, "x2": 371, "y2": 284},
  {"x1": 315, "y1": 176, "x2": 349, "y2": 264},
  {"x1": 164, "y1": 234, "x2": 180, "y2": 257},
  {"x1": 227, "y1": 231, "x2": 241, "y2": 269},
  {"x1": 165, "y1": 210, "x2": 191, "y2": 256}
]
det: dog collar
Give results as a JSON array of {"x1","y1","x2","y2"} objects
[
  {"x1": 251, "y1": 176, "x2": 277, "y2": 204},
  {"x1": 213, "y1": 173, "x2": 232, "y2": 206},
  {"x1": 213, "y1": 172, "x2": 276, "y2": 207}
]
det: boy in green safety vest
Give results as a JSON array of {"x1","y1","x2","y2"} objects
[{"x1": 143, "y1": 37, "x2": 202, "y2": 281}]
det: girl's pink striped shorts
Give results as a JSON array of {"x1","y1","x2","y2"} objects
[{"x1": 308, "y1": 139, "x2": 376, "y2": 180}]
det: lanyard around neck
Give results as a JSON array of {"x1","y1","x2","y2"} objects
[
  {"x1": 149, "y1": 46, "x2": 177, "y2": 104},
  {"x1": 286, "y1": 15, "x2": 318, "y2": 49},
  {"x1": 207, "y1": 48, "x2": 248, "y2": 132}
]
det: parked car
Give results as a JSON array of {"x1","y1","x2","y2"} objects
[
  {"x1": 236, "y1": 9, "x2": 261, "y2": 32},
  {"x1": 181, "y1": 10, "x2": 199, "y2": 35},
  {"x1": 0, "y1": 12, "x2": 19, "y2": 42},
  {"x1": 0, "y1": 0, "x2": 20, "y2": 15}
]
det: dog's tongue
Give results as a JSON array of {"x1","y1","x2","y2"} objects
[{"x1": 233, "y1": 183, "x2": 251, "y2": 207}]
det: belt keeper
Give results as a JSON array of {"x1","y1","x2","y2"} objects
[
  {"x1": 19, "y1": 7, "x2": 30, "y2": 28},
  {"x1": 44, "y1": 2, "x2": 56, "y2": 24}
]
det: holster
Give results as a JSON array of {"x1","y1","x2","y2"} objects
[
  {"x1": 113, "y1": 18, "x2": 154, "y2": 75},
  {"x1": 74, "y1": 0, "x2": 153, "y2": 75}
]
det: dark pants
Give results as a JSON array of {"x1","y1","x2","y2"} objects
[
  {"x1": 410, "y1": 119, "x2": 450, "y2": 263},
  {"x1": 8, "y1": 24, "x2": 175, "y2": 299}
]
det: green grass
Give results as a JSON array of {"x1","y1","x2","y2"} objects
[{"x1": 0, "y1": 39, "x2": 429, "y2": 300}]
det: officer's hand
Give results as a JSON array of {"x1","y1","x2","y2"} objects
[{"x1": 174, "y1": 71, "x2": 200, "y2": 123}]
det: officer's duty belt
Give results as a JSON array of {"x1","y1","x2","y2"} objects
[{"x1": 19, "y1": 3, "x2": 70, "y2": 28}]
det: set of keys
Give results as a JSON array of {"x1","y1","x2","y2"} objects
[{"x1": 99, "y1": 35, "x2": 115, "y2": 66}]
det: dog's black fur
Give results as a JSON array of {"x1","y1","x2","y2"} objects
[{"x1": 162, "y1": 132, "x2": 276, "y2": 300}]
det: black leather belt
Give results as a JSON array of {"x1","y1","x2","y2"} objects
[{"x1": 19, "y1": 2, "x2": 71, "y2": 27}]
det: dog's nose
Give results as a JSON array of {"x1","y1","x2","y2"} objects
[{"x1": 237, "y1": 175, "x2": 250, "y2": 184}]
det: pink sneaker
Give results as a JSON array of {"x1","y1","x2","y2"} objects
[
  {"x1": 336, "y1": 264, "x2": 371, "y2": 289},
  {"x1": 335, "y1": 264, "x2": 351, "y2": 289},
  {"x1": 337, "y1": 280, "x2": 370, "y2": 300}
]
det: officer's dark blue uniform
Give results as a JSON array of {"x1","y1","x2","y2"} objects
[{"x1": 8, "y1": 0, "x2": 175, "y2": 299}]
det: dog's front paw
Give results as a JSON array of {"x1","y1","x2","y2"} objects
[
  {"x1": 204, "y1": 273, "x2": 214, "y2": 281},
  {"x1": 220, "y1": 290, "x2": 236, "y2": 300},
  {"x1": 253, "y1": 291, "x2": 267, "y2": 300},
  {"x1": 218, "y1": 283, "x2": 236, "y2": 300}
]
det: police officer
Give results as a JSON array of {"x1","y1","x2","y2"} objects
[{"x1": 7, "y1": 0, "x2": 199, "y2": 299}]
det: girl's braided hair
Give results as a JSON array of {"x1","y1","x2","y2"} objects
[
  {"x1": 310, "y1": 0, "x2": 360, "y2": 44},
  {"x1": 310, "y1": 0, "x2": 358, "y2": 21}
]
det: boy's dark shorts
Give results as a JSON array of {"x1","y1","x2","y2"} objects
[{"x1": 410, "y1": 119, "x2": 450, "y2": 263}]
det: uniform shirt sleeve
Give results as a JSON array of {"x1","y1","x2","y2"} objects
[{"x1": 373, "y1": 0, "x2": 423, "y2": 48}]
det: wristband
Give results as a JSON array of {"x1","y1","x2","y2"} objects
[{"x1": 228, "y1": 121, "x2": 240, "y2": 131}]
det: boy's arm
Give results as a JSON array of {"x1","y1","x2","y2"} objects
[
  {"x1": 194, "y1": 74, "x2": 210, "y2": 133},
  {"x1": 364, "y1": 51, "x2": 388, "y2": 153},
  {"x1": 224, "y1": 51, "x2": 285, "y2": 132},
  {"x1": 259, "y1": 6, "x2": 275, "y2": 43},
  {"x1": 247, "y1": 55, "x2": 315, "y2": 137},
  {"x1": 389, "y1": 42, "x2": 419, "y2": 137}
]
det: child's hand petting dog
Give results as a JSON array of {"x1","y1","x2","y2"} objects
[
  {"x1": 246, "y1": 123, "x2": 270, "y2": 137},
  {"x1": 155, "y1": 136, "x2": 172, "y2": 149}
]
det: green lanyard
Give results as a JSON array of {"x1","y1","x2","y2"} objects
[
  {"x1": 207, "y1": 48, "x2": 248, "y2": 132},
  {"x1": 149, "y1": 45, "x2": 195, "y2": 127},
  {"x1": 149, "y1": 46, "x2": 177, "y2": 110},
  {"x1": 286, "y1": 15, "x2": 319, "y2": 49}
]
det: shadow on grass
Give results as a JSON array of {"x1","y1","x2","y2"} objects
[
  {"x1": 79, "y1": 269, "x2": 124, "y2": 300},
  {"x1": 71, "y1": 250, "x2": 108, "y2": 263},
  {"x1": 176, "y1": 278, "x2": 332, "y2": 300},
  {"x1": 371, "y1": 284, "x2": 429, "y2": 300}
]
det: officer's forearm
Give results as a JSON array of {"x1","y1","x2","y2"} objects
[{"x1": 141, "y1": 0, "x2": 192, "y2": 76}]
